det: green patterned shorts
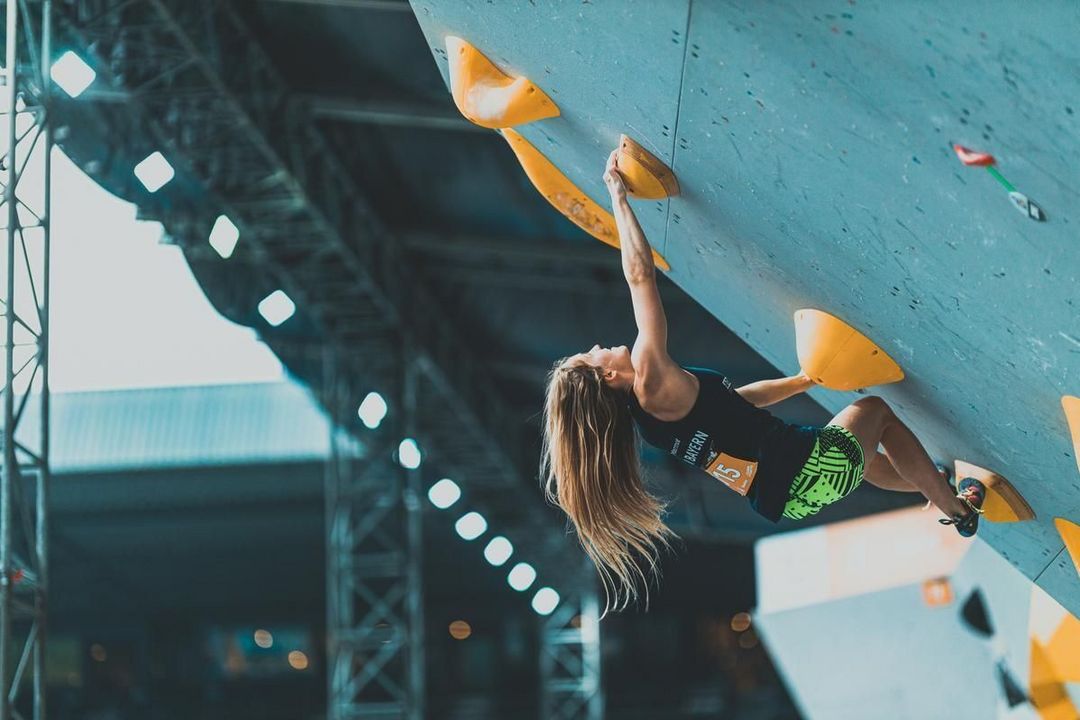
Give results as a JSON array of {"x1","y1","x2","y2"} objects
[{"x1": 781, "y1": 425, "x2": 865, "y2": 520}]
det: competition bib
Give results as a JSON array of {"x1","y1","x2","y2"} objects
[{"x1": 704, "y1": 451, "x2": 758, "y2": 496}]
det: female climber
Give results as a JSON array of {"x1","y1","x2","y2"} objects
[{"x1": 540, "y1": 149, "x2": 985, "y2": 613}]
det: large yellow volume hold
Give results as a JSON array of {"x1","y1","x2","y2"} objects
[
  {"x1": 1029, "y1": 639, "x2": 1077, "y2": 719},
  {"x1": 793, "y1": 309, "x2": 904, "y2": 391},
  {"x1": 501, "y1": 129, "x2": 670, "y2": 271},
  {"x1": 446, "y1": 36, "x2": 559, "y2": 129}
]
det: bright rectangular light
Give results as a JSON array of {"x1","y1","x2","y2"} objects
[
  {"x1": 428, "y1": 478, "x2": 461, "y2": 509},
  {"x1": 454, "y1": 512, "x2": 487, "y2": 541},
  {"x1": 209, "y1": 215, "x2": 239, "y2": 259},
  {"x1": 531, "y1": 587, "x2": 560, "y2": 616},
  {"x1": 507, "y1": 562, "x2": 536, "y2": 592},
  {"x1": 133, "y1": 152, "x2": 175, "y2": 193},
  {"x1": 483, "y1": 536, "x2": 513, "y2": 566},
  {"x1": 358, "y1": 392, "x2": 388, "y2": 429},
  {"x1": 257, "y1": 290, "x2": 295, "y2": 327},
  {"x1": 51, "y1": 51, "x2": 96, "y2": 97}
]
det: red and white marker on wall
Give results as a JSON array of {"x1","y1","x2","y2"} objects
[{"x1": 953, "y1": 144, "x2": 1045, "y2": 221}]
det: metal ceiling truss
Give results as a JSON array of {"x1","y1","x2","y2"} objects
[
  {"x1": 1, "y1": 1, "x2": 52, "y2": 719},
  {"x1": 53, "y1": 0, "x2": 569, "y2": 546}
]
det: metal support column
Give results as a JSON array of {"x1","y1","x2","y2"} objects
[
  {"x1": 540, "y1": 589, "x2": 604, "y2": 720},
  {"x1": 326, "y1": 348, "x2": 424, "y2": 720},
  {"x1": 0, "y1": 1, "x2": 51, "y2": 718},
  {"x1": 401, "y1": 353, "x2": 425, "y2": 719}
]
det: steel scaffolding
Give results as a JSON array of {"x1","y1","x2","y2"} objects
[
  {"x1": 326, "y1": 350, "x2": 425, "y2": 720},
  {"x1": 48, "y1": 2, "x2": 589, "y2": 714},
  {"x1": 540, "y1": 589, "x2": 604, "y2": 720},
  {"x1": 0, "y1": 1, "x2": 52, "y2": 719}
]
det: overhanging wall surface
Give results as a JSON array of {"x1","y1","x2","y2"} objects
[
  {"x1": 666, "y1": 1, "x2": 1079, "y2": 593},
  {"x1": 411, "y1": 0, "x2": 1080, "y2": 614},
  {"x1": 411, "y1": 0, "x2": 689, "y2": 253}
]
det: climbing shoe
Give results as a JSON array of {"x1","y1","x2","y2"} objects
[{"x1": 939, "y1": 477, "x2": 986, "y2": 537}]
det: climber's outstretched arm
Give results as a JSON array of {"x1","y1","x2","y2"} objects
[
  {"x1": 735, "y1": 374, "x2": 814, "y2": 408},
  {"x1": 603, "y1": 150, "x2": 684, "y2": 401}
]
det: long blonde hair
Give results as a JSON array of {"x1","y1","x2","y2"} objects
[{"x1": 541, "y1": 358, "x2": 676, "y2": 614}]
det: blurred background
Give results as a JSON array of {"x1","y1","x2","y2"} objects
[{"x1": 4, "y1": 1, "x2": 1074, "y2": 719}]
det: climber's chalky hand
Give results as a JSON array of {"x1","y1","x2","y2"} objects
[{"x1": 604, "y1": 149, "x2": 627, "y2": 201}]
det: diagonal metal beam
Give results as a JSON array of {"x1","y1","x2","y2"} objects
[
  {"x1": 302, "y1": 95, "x2": 482, "y2": 133},
  {"x1": 401, "y1": 232, "x2": 620, "y2": 268},
  {"x1": 80, "y1": 88, "x2": 481, "y2": 133},
  {"x1": 258, "y1": 0, "x2": 413, "y2": 11}
]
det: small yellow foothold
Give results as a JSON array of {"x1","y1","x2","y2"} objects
[
  {"x1": 954, "y1": 459, "x2": 1034, "y2": 523},
  {"x1": 793, "y1": 309, "x2": 904, "y2": 391},
  {"x1": 445, "y1": 36, "x2": 559, "y2": 129},
  {"x1": 1063, "y1": 396, "x2": 1080, "y2": 475},
  {"x1": 501, "y1": 129, "x2": 670, "y2": 271},
  {"x1": 1055, "y1": 518, "x2": 1080, "y2": 577},
  {"x1": 616, "y1": 134, "x2": 680, "y2": 200}
]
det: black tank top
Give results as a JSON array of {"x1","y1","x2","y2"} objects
[{"x1": 627, "y1": 367, "x2": 818, "y2": 522}]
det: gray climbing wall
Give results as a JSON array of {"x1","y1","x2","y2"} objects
[{"x1": 410, "y1": 0, "x2": 1080, "y2": 616}]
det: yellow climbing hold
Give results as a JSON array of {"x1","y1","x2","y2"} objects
[
  {"x1": 1063, "y1": 395, "x2": 1080, "y2": 475},
  {"x1": 1029, "y1": 639, "x2": 1078, "y2": 720},
  {"x1": 501, "y1": 129, "x2": 670, "y2": 271},
  {"x1": 1055, "y1": 518, "x2": 1080, "y2": 577},
  {"x1": 793, "y1": 309, "x2": 904, "y2": 391},
  {"x1": 616, "y1": 134, "x2": 679, "y2": 200},
  {"x1": 446, "y1": 36, "x2": 559, "y2": 129},
  {"x1": 954, "y1": 460, "x2": 1034, "y2": 523},
  {"x1": 1045, "y1": 602, "x2": 1080, "y2": 682}
]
